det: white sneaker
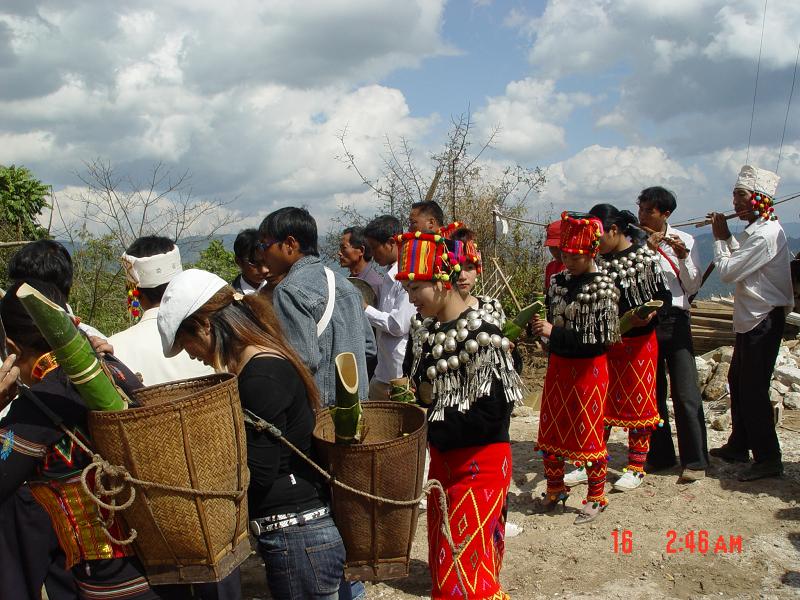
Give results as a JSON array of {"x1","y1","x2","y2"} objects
[
  {"x1": 505, "y1": 522, "x2": 523, "y2": 538},
  {"x1": 613, "y1": 470, "x2": 644, "y2": 492},
  {"x1": 563, "y1": 468, "x2": 588, "y2": 486}
]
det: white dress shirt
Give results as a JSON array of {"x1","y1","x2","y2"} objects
[
  {"x1": 239, "y1": 277, "x2": 265, "y2": 296},
  {"x1": 713, "y1": 218, "x2": 793, "y2": 333},
  {"x1": 108, "y1": 307, "x2": 214, "y2": 385},
  {"x1": 363, "y1": 262, "x2": 416, "y2": 384},
  {"x1": 653, "y1": 224, "x2": 703, "y2": 311}
]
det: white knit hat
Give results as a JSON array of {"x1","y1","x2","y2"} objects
[
  {"x1": 158, "y1": 269, "x2": 228, "y2": 357},
  {"x1": 734, "y1": 165, "x2": 780, "y2": 198}
]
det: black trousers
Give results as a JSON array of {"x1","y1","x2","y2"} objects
[
  {"x1": 648, "y1": 308, "x2": 709, "y2": 470},
  {"x1": 727, "y1": 307, "x2": 785, "y2": 463}
]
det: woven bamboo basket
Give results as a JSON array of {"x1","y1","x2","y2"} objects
[
  {"x1": 88, "y1": 373, "x2": 250, "y2": 585},
  {"x1": 313, "y1": 401, "x2": 427, "y2": 581}
]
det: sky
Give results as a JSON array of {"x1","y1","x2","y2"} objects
[{"x1": 1, "y1": 0, "x2": 799, "y2": 235}]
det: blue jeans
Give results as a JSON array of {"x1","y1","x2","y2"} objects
[
  {"x1": 257, "y1": 515, "x2": 345, "y2": 600},
  {"x1": 338, "y1": 580, "x2": 365, "y2": 600}
]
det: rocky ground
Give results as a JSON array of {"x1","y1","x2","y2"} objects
[{"x1": 239, "y1": 344, "x2": 800, "y2": 599}]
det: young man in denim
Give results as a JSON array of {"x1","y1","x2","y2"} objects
[
  {"x1": 258, "y1": 207, "x2": 376, "y2": 408},
  {"x1": 259, "y1": 207, "x2": 373, "y2": 600}
]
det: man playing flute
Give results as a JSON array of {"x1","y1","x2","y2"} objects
[{"x1": 708, "y1": 165, "x2": 793, "y2": 481}]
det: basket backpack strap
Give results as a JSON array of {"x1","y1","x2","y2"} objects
[{"x1": 317, "y1": 267, "x2": 336, "y2": 338}]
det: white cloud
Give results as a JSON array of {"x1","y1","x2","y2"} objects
[
  {"x1": 538, "y1": 145, "x2": 705, "y2": 214},
  {"x1": 0, "y1": 0, "x2": 450, "y2": 224},
  {"x1": 706, "y1": 144, "x2": 800, "y2": 196},
  {"x1": 0, "y1": 130, "x2": 55, "y2": 164},
  {"x1": 474, "y1": 78, "x2": 594, "y2": 162},
  {"x1": 514, "y1": 0, "x2": 800, "y2": 155}
]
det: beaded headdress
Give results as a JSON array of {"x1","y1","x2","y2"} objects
[
  {"x1": 446, "y1": 233, "x2": 482, "y2": 274},
  {"x1": 559, "y1": 211, "x2": 604, "y2": 257},
  {"x1": 734, "y1": 164, "x2": 780, "y2": 221},
  {"x1": 438, "y1": 221, "x2": 464, "y2": 239},
  {"x1": 395, "y1": 231, "x2": 454, "y2": 287}
]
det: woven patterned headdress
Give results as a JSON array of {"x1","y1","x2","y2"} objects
[
  {"x1": 395, "y1": 231, "x2": 454, "y2": 287},
  {"x1": 447, "y1": 238, "x2": 482, "y2": 274}
]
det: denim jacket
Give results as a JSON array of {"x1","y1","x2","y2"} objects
[{"x1": 272, "y1": 256, "x2": 376, "y2": 406}]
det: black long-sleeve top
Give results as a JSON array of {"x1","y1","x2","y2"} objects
[
  {"x1": 238, "y1": 355, "x2": 327, "y2": 518},
  {"x1": 0, "y1": 357, "x2": 141, "y2": 503},
  {"x1": 547, "y1": 271, "x2": 619, "y2": 359},
  {"x1": 599, "y1": 244, "x2": 672, "y2": 338},
  {"x1": 409, "y1": 312, "x2": 515, "y2": 452}
]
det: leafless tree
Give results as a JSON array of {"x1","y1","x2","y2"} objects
[
  {"x1": 56, "y1": 159, "x2": 237, "y2": 252},
  {"x1": 333, "y1": 111, "x2": 551, "y2": 308}
]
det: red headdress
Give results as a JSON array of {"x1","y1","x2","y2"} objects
[
  {"x1": 559, "y1": 211, "x2": 603, "y2": 257},
  {"x1": 447, "y1": 237, "x2": 482, "y2": 274},
  {"x1": 438, "y1": 221, "x2": 464, "y2": 239},
  {"x1": 395, "y1": 231, "x2": 453, "y2": 288}
]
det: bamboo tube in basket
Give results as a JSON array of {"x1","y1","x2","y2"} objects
[
  {"x1": 16, "y1": 283, "x2": 127, "y2": 411},
  {"x1": 333, "y1": 352, "x2": 363, "y2": 444}
]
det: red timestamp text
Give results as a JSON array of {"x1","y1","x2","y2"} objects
[
  {"x1": 611, "y1": 529, "x2": 743, "y2": 555},
  {"x1": 665, "y1": 530, "x2": 742, "y2": 554}
]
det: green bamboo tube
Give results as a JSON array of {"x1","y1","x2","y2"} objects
[
  {"x1": 619, "y1": 300, "x2": 664, "y2": 336},
  {"x1": 502, "y1": 299, "x2": 546, "y2": 341},
  {"x1": 16, "y1": 283, "x2": 127, "y2": 411},
  {"x1": 332, "y1": 352, "x2": 363, "y2": 444}
]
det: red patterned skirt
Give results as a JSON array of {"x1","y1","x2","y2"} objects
[
  {"x1": 605, "y1": 331, "x2": 660, "y2": 429},
  {"x1": 536, "y1": 353, "x2": 609, "y2": 462},
  {"x1": 427, "y1": 443, "x2": 511, "y2": 600}
]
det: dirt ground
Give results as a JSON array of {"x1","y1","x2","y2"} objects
[{"x1": 240, "y1": 348, "x2": 800, "y2": 599}]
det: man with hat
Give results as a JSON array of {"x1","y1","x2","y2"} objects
[
  {"x1": 109, "y1": 236, "x2": 213, "y2": 385},
  {"x1": 708, "y1": 165, "x2": 793, "y2": 481}
]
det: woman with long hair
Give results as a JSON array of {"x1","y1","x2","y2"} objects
[
  {"x1": 562, "y1": 205, "x2": 671, "y2": 492},
  {"x1": 157, "y1": 269, "x2": 345, "y2": 600}
]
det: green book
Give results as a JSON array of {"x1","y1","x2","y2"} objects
[{"x1": 619, "y1": 300, "x2": 663, "y2": 336}]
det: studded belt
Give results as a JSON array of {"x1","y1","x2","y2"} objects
[{"x1": 249, "y1": 505, "x2": 330, "y2": 536}]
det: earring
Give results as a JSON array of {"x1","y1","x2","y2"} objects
[{"x1": 127, "y1": 287, "x2": 142, "y2": 321}]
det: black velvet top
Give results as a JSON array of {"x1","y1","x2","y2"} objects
[
  {"x1": 546, "y1": 270, "x2": 620, "y2": 359},
  {"x1": 598, "y1": 244, "x2": 672, "y2": 338}
]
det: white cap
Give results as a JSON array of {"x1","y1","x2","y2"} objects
[
  {"x1": 121, "y1": 246, "x2": 183, "y2": 288},
  {"x1": 158, "y1": 269, "x2": 228, "y2": 357},
  {"x1": 734, "y1": 165, "x2": 780, "y2": 198}
]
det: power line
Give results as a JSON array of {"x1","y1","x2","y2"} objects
[
  {"x1": 777, "y1": 40, "x2": 800, "y2": 173},
  {"x1": 746, "y1": 0, "x2": 768, "y2": 164}
]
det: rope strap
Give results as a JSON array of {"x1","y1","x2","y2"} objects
[
  {"x1": 59, "y1": 424, "x2": 245, "y2": 547},
  {"x1": 243, "y1": 408, "x2": 471, "y2": 597}
]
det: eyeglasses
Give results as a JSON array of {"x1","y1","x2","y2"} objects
[{"x1": 257, "y1": 239, "x2": 278, "y2": 251}]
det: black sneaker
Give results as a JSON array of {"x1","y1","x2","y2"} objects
[
  {"x1": 709, "y1": 444, "x2": 750, "y2": 463},
  {"x1": 737, "y1": 461, "x2": 784, "y2": 481}
]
